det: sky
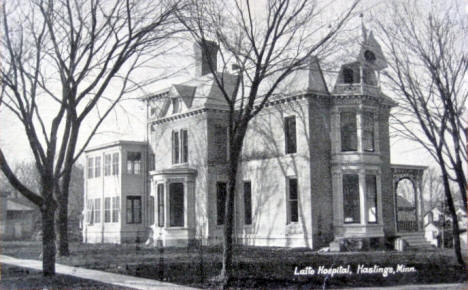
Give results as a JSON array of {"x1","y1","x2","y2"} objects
[{"x1": 1, "y1": 0, "x2": 465, "y2": 170}]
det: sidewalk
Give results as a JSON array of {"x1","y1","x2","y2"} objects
[{"x1": 0, "y1": 254, "x2": 198, "y2": 290}]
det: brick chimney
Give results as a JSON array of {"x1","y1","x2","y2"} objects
[{"x1": 194, "y1": 40, "x2": 219, "y2": 77}]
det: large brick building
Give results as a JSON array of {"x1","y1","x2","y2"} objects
[{"x1": 82, "y1": 31, "x2": 429, "y2": 249}]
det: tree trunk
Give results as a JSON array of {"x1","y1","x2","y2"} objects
[
  {"x1": 221, "y1": 146, "x2": 240, "y2": 286},
  {"x1": 440, "y1": 165, "x2": 465, "y2": 266},
  {"x1": 220, "y1": 124, "x2": 247, "y2": 287},
  {"x1": 41, "y1": 202, "x2": 56, "y2": 276},
  {"x1": 57, "y1": 192, "x2": 70, "y2": 256}
]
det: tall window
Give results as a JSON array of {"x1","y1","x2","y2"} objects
[
  {"x1": 172, "y1": 131, "x2": 180, "y2": 164},
  {"x1": 86, "y1": 199, "x2": 93, "y2": 224},
  {"x1": 169, "y1": 183, "x2": 184, "y2": 227},
  {"x1": 95, "y1": 156, "x2": 101, "y2": 178},
  {"x1": 126, "y1": 196, "x2": 142, "y2": 224},
  {"x1": 171, "y1": 98, "x2": 180, "y2": 114},
  {"x1": 157, "y1": 184, "x2": 165, "y2": 227},
  {"x1": 172, "y1": 130, "x2": 189, "y2": 164},
  {"x1": 284, "y1": 116, "x2": 297, "y2": 154},
  {"x1": 149, "y1": 196, "x2": 155, "y2": 225},
  {"x1": 87, "y1": 157, "x2": 94, "y2": 179},
  {"x1": 94, "y1": 198, "x2": 101, "y2": 223},
  {"x1": 287, "y1": 178, "x2": 299, "y2": 224},
  {"x1": 104, "y1": 197, "x2": 111, "y2": 223},
  {"x1": 127, "y1": 152, "x2": 142, "y2": 175},
  {"x1": 214, "y1": 125, "x2": 228, "y2": 161},
  {"x1": 112, "y1": 152, "x2": 119, "y2": 175},
  {"x1": 366, "y1": 175, "x2": 378, "y2": 223},
  {"x1": 244, "y1": 181, "x2": 252, "y2": 225},
  {"x1": 343, "y1": 174, "x2": 360, "y2": 223},
  {"x1": 104, "y1": 154, "x2": 111, "y2": 176},
  {"x1": 217, "y1": 182, "x2": 227, "y2": 225},
  {"x1": 341, "y1": 112, "x2": 357, "y2": 152},
  {"x1": 112, "y1": 196, "x2": 120, "y2": 223},
  {"x1": 181, "y1": 129, "x2": 188, "y2": 163},
  {"x1": 343, "y1": 67, "x2": 354, "y2": 84},
  {"x1": 363, "y1": 112, "x2": 375, "y2": 152}
]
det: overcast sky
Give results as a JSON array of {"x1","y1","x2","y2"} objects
[{"x1": 1, "y1": 0, "x2": 466, "y2": 169}]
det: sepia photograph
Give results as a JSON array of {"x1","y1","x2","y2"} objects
[{"x1": 0, "y1": 0, "x2": 466, "y2": 289}]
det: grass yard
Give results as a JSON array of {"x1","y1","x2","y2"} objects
[
  {"x1": 1, "y1": 241, "x2": 467, "y2": 289},
  {"x1": 0, "y1": 263, "x2": 134, "y2": 290}
]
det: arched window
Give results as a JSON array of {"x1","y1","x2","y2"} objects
[{"x1": 343, "y1": 67, "x2": 354, "y2": 84}]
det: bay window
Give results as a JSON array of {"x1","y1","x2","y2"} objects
[
  {"x1": 340, "y1": 112, "x2": 357, "y2": 152},
  {"x1": 343, "y1": 174, "x2": 360, "y2": 223},
  {"x1": 169, "y1": 183, "x2": 184, "y2": 227}
]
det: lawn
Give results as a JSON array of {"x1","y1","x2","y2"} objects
[
  {"x1": 0, "y1": 263, "x2": 134, "y2": 290},
  {"x1": 1, "y1": 241, "x2": 467, "y2": 289}
]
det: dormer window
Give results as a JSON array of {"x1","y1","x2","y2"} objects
[{"x1": 343, "y1": 68, "x2": 354, "y2": 84}]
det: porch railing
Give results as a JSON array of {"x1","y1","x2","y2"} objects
[{"x1": 397, "y1": 220, "x2": 418, "y2": 232}]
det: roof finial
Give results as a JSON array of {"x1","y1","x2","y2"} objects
[{"x1": 360, "y1": 13, "x2": 367, "y2": 42}]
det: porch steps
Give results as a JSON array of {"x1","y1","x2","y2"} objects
[{"x1": 399, "y1": 232, "x2": 433, "y2": 249}]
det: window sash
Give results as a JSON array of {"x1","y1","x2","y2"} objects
[
  {"x1": 343, "y1": 174, "x2": 360, "y2": 223},
  {"x1": 86, "y1": 199, "x2": 93, "y2": 224},
  {"x1": 87, "y1": 157, "x2": 94, "y2": 178},
  {"x1": 95, "y1": 157, "x2": 101, "y2": 178},
  {"x1": 217, "y1": 182, "x2": 227, "y2": 225},
  {"x1": 127, "y1": 152, "x2": 142, "y2": 174},
  {"x1": 341, "y1": 112, "x2": 358, "y2": 152},
  {"x1": 284, "y1": 116, "x2": 297, "y2": 154},
  {"x1": 112, "y1": 196, "x2": 120, "y2": 223},
  {"x1": 366, "y1": 175, "x2": 378, "y2": 223},
  {"x1": 363, "y1": 112, "x2": 375, "y2": 152},
  {"x1": 157, "y1": 184, "x2": 165, "y2": 227},
  {"x1": 126, "y1": 196, "x2": 142, "y2": 224},
  {"x1": 287, "y1": 178, "x2": 298, "y2": 224},
  {"x1": 172, "y1": 131, "x2": 180, "y2": 164},
  {"x1": 104, "y1": 197, "x2": 111, "y2": 223},
  {"x1": 181, "y1": 129, "x2": 188, "y2": 163},
  {"x1": 112, "y1": 153, "x2": 119, "y2": 175},
  {"x1": 169, "y1": 183, "x2": 184, "y2": 227},
  {"x1": 149, "y1": 196, "x2": 155, "y2": 225},
  {"x1": 104, "y1": 154, "x2": 111, "y2": 176},
  {"x1": 244, "y1": 182, "x2": 252, "y2": 225},
  {"x1": 94, "y1": 198, "x2": 101, "y2": 223}
]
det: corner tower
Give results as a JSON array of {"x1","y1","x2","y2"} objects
[{"x1": 329, "y1": 28, "x2": 397, "y2": 248}]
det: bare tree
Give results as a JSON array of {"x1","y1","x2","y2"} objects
[
  {"x1": 376, "y1": 1, "x2": 467, "y2": 266},
  {"x1": 0, "y1": 0, "x2": 179, "y2": 275},
  {"x1": 174, "y1": 0, "x2": 360, "y2": 284}
]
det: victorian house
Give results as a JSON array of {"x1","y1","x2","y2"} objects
[{"x1": 82, "y1": 31, "x2": 430, "y2": 250}]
